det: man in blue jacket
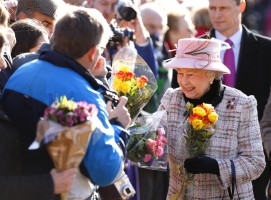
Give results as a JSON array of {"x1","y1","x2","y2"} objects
[{"x1": 1, "y1": 7, "x2": 131, "y2": 199}]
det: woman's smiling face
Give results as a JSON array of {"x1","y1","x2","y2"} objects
[{"x1": 176, "y1": 68, "x2": 215, "y2": 99}]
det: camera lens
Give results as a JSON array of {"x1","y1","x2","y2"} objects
[
  {"x1": 118, "y1": 6, "x2": 137, "y2": 21},
  {"x1": 123, "y1": 186, "x2": 132, "y2": 196}
]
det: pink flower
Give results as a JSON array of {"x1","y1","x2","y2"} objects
[
  {"x1": 146, "y1": 139, "x2": 156, "y2": 154},
  {"x1": 155, "y1": 138, "x2": 164, "y2": 147},
  {"x1": 157, "y1": 127, "x2": 165, "y2": 136},
  {"x1": 43, "y1": 96, "x2": 97, "y2": 127},
  {"x1": 161, "y1": 137, "x2": 167, "y2": 144},
  {"x1": 144, "y1": 154, "x2": 152, "y2": 162},
  {"x1": 155, "y1": 146, "x2": 164, "y2": 157}
]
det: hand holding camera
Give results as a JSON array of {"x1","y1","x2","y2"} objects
[{"x1": 106, "y1": 96, "x2": 131, "y2": 128}]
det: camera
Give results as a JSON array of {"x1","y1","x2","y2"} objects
[
  {"x1": 115, "y1": 0, "x2": 137, "y2": 21},
  {"x1": 114, "y1": 171, "x2": 136, "y2": 199},
  {"x1": 107, "y1": 23, "x2": 134, "y2": 51},
  {"x1": 101, "y1": 90, "x2": 119, "y2": 107}
]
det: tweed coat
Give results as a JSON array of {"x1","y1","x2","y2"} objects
[
  {"x1": 158, "y1": 86, "x2": 265, "y2": 200},
  {"x1": 208, "y1": 25, "x2": 271, "y2": 199}
]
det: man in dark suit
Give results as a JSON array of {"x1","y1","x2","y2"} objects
[{"x1": 208, "y1": 0, "x2": 271, "y2": 199}]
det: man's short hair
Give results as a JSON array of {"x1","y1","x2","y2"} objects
[
  {"x1": 16, "y1": 0, "x2": 62, "y2": 19},
  {"x1": 51, "y1": 7, "x2": 112, "y2": 59}
]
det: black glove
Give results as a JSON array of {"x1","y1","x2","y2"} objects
[{"x1": 184, "y1": 156, "x2": 220, "y2": 175}]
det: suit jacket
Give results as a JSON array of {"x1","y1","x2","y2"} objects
[
  {"x1": 159, "y1": 87, "x2": 265, "y2": 199},
  {"x1": 209, "y1": 25, "x2": 271, "y2": 120}
]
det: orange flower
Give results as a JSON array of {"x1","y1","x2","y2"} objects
[
  {"x1": 125, "y1": 71, "x2": 134, "y2": 81},
  {"x1": 115, "y1": 71, "x2": 135, "y2": 81},
  {"x1": 115, "y1": 71, "x2": 126, "y2": 79},
  {"x1": 136, "y1": 75, "x2": 148, "y2": 88},
  {"x1": 202, "y1": 116, "x2": 211, "y2": 126}
]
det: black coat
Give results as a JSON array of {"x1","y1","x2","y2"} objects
[
  {"x1": 209, "y1": 25, "x2": 271, "y2": 120},
  {"x1": 0, "y1": 105, "x2": 54, "y2": 200}
]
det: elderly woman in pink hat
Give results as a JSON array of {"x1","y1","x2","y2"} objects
[{"x1": 158, "y1": 38, "x2": 265, "y2": 199}]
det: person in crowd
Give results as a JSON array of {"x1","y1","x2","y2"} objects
[
  {"x1": 10, "y1": 18, "x2": 49, "y2": 58},
  {"x1": 64, "y1": 0, "x2": 85, "y2": 5},
  {"x1": 261, "y1": 88, "x2": 271, "y2": 199},
  {"x1": 0, "y1": 25, "x2": 76, "y2": 200},
  {"x1": 139, "y1": 2, "x2": 169, "y2": 200},
  {"x1": 1, "y1": 7, "x2": 131, "y2": 200},
  {"x1": 85, "y1": 1, "x2": 158, "y2": 199},
  {"x1": 0, "y1": 29, "x2": 8, "y2": 70},
  {"x1": 0, "y1": 2, "x2": 16, "y2": 95},
  {"x1": 207, "y1": 0, "x2": 271, "y2": 198},
  {"x1": 191, "y1": 5, "x2": 212, "y2": 37},
  {"x1": 15, "y1": 0, "x2": 65, "y2": 34},
  {"x1": 159, "y1": 37, "x2": 265, "y2": 199},
  {"x1": 163, "y1": 5, "x2": 196, "y2": 88},
  {"x1": 3, "y1": 0, "x2": 17, "y2": 25},
  {"x1": 84, "y1": 0, "x2": 158, "y2": 78},
  {"x1": 140, "y1": 2, "x2": 170, "y2": 101}
]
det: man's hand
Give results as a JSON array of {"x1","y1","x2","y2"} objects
[
  {"x1": 50, "y1": 168, "x2": 77, "y2": 194},
  {"x1": 107, "y1": 96, "x2": 131, "y2": 128},
  {"x1": 91, "y1": 56, "x2": 108, "y2": 78}
]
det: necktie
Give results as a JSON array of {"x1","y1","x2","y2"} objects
[{"x1": 223, "y1": 39, "x2": 235, "y2": 87}]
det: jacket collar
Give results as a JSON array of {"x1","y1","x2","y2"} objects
[{"x1": 39, "y1": 50, "x2": 103, "y2": 91}]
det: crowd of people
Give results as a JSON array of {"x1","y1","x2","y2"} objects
[{"x1": 0, "y1": 0, "x2": 271, "y2": 199}]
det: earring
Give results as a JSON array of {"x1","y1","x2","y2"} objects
[{"x1": 210, "y1": 81, "x2": 213, "y2": 84}]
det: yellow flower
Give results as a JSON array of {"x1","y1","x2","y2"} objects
[
  {"x1": 191, "y1": 119, "x2": 205, "y2": 130},
  {"x1": 113, "y1": 77, "x2": 123, "y2": 91},
  {"x1": 120, "y1": 81, "x2": 132, "y2": 94},
  {"x1": 118, "y1": 65, "x2": 131, "y2": 72},
  {"x1": 208, "y1": 112, "x2": 219, "y2": 124},
  {"x1": 193, "y1": 106, "x2": 206, "y2": 117}
]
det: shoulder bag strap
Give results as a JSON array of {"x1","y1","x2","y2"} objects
[{"x1": 228, "y1": 160, "x2": 238, "y2": 200}]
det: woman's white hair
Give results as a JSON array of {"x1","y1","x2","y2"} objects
[{"x1": 206, "y1": 71, "x2": 223, "y2": 80}]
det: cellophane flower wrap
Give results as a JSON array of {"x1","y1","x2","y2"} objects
[
  {"x1": 170, "y1": 102, "x2": 219, "y2": 200},
  {"x1": 35, "y1": 96, "x2": 97, "y2": 200},
  {"x1": 109, "y1": 46, "x2": 158, "y2": 123},
  {"x1": 184, "y1": 102, "x2": 218, "y2": 158},
  {"x1": 126, "y1": 110, "x2": 167, "y2": 171}
]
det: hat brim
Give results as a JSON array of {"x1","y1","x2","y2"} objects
[{"x1": 164, "y1": 57, "x2": 230, "y2": 74}]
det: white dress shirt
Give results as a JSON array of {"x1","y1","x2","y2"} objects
[{"x1": 215, "y1": 25, "x2": 243, "y2": 70}]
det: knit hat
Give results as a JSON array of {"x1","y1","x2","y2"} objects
[{"x1": 16, "y1": 0, "x2": 62, "y2": 18}]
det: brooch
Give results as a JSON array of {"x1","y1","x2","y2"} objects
[{"x1": 226, "y1": 97, "x2": 238, "y2": 110}]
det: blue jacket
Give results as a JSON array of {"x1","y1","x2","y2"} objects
[{"x1": 1, "y1": 50, "x2": 127, "y2": 187}]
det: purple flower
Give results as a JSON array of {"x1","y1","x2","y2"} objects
[{"x1": 43, "y1": 96, "x2": 98, "y2": 127}]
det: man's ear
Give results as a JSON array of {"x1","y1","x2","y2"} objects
[
  {"x1": 87, "y1": 47, "x2": 97, "y2": 62},
  {"x1": 240, "y1": 0, "x2": 246, "y2": 13},
  {"x1": 17, "y1": 12, "x2": 28, "y2": 20}
]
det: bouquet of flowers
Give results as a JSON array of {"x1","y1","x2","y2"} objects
[
  {"x1": 184, "y1": 102, "x2": 218, "y2": 158},
  {"x1": 36, "y1": 96, "x2": 97, "y2": 200},
  {"x1": 109, "y1": 46, "x2": 157, "y2": 123},
  {"x1": 170, "y1": 102, "x2": 219, "y2": 200},
  {"x1": 126, "y1": 110, "x2": 167, "y2": 171}
]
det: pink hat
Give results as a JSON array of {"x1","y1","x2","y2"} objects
[{"x1": 164, "y1": 38, "x2": 231, "y2": 74}]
